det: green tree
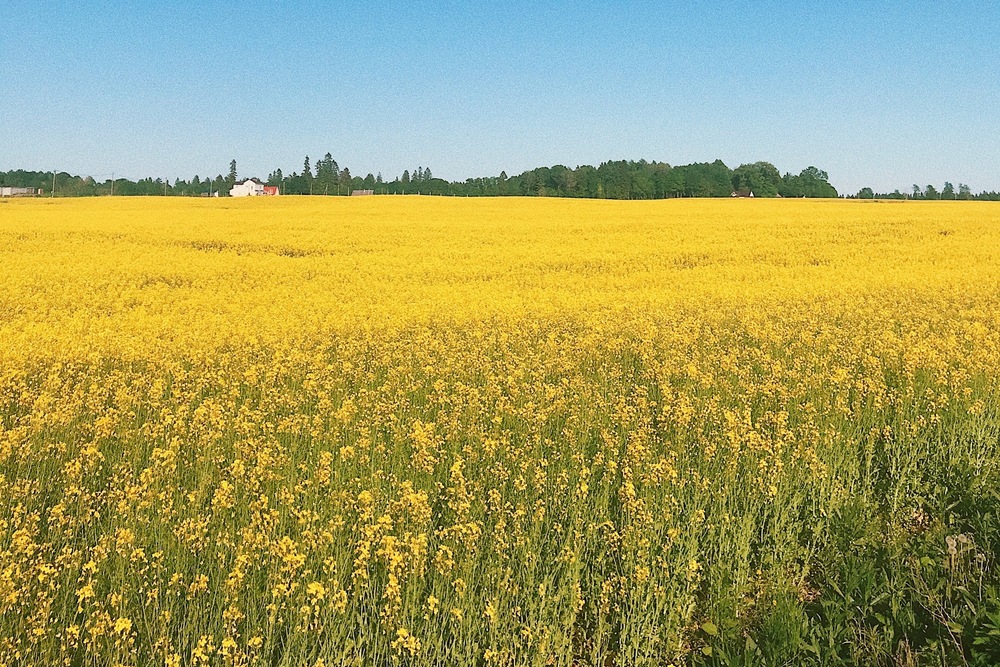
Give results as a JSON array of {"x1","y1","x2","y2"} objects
[
  {"x1": 779, "y1": 172, "x2": 803, "y2": 197},
  {"x1": 941, "y1": 182, "x2": 955, "y2": 199},
  {"x1": 226, "y1": 160, "x2": 238, "y2": 194},
  {"x1": 793, "y1": 167, "x2": 838, "y2": 197},
  {"x1": 660, "y1": 168, "x2": 684, "y2": 198},
  {"x1": 858, "y1": 187, "x2": 875, "y2": 199},
  {"x1": 302, "y1": 156, "x2": 313, "y2": 194},
  {"x1": 330, "y1": 157, "x2": 341, "y2": 194},
  {"x1": 674, "y1": 160, "x2": 733, "y2": 197},
  {"x1": 732, "y1": 162, "x2": 781, "y2": 197},
  {"x1": 316, "y1": 153, "x2": 338, "y2": 195}
]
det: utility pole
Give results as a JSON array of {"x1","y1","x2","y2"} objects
[
  {"x1": 110, "y1": 173, "x2": 115, "y2": 196},
  {"x1": 52, "y1": 170, "x2": 56, "y2": 197}
]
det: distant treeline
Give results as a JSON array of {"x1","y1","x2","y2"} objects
[
  {"x1": 856, "y1": 183, "x2": 1000, "y2": 201},
  {"x1": 1, "y1": 159, "x2": 836, "y2": 199},
  {"x1": 3, "y1": 158, "x2": 999, "y2": 200}
]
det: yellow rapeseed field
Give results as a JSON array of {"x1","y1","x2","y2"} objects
[{"x1": 1, "y1": 196, "x2": 999, "y2": 665}]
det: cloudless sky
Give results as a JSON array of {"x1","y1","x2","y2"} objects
[{"x1": 2, "y1": 0, "x2": 998, "y2": 194}]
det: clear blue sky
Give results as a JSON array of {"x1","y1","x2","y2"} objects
[{"x1": 2, "y1": 0, "x2": 997, "y2": 194}]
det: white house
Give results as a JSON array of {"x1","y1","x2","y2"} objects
[{"x1": 230, "y1": 179, "x2": 279, "y2": 197}]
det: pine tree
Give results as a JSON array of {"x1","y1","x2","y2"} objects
[{"x1": 303, "y1": 156, "x2": 313, "y2": 194}]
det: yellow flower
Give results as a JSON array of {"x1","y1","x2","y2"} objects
[
  {"x1": 307, "y1": 581, "x2": 326, "y2": 600},
  {"x1": 113, "y1": 617, "x2": 132, "y2": 636},
  {"x1": 188, "y1": 574, "x2": 209, "y2": 596},
  {"x1": 356, "y1": 490, "x2": 374, "y2": 507},
  {"x1": 391, "y1": 627, "x2": 421, "y2": 656}
]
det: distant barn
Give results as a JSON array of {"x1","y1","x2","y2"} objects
[
  {"x1": 0, "y1": 186, "x2": 42, "y2": 197},
  {"x1": 351, "y1": 189, "x2": 374, "y2": 196}
]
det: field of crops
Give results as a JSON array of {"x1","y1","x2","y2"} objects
[{"x1": 2, "y1": 196, "x2": 999, "y2": 665}]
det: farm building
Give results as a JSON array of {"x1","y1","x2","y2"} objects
[
  {"x1": 0, "y1": 186, "x2": 43, "y2": 197},
  {"x1": 230, "y1": 179, "x2": 279, "y2": 197},
  {"x1": 351, "y1": 189, "x2": 374, "y2": 196}
]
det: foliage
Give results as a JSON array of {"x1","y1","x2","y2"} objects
[
  {"x1": 1, "y1": 157, "x2": 843, "y2": 200},
  {"x1": 731, "y1": 162, "x2": 781, "y2": 197},
  {"x1": 7, "y1": 165, "x2": 1000, "y2": 201},
  {"x1": 864, "y1": 184, "x2": 1000, "y2": 201}
]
